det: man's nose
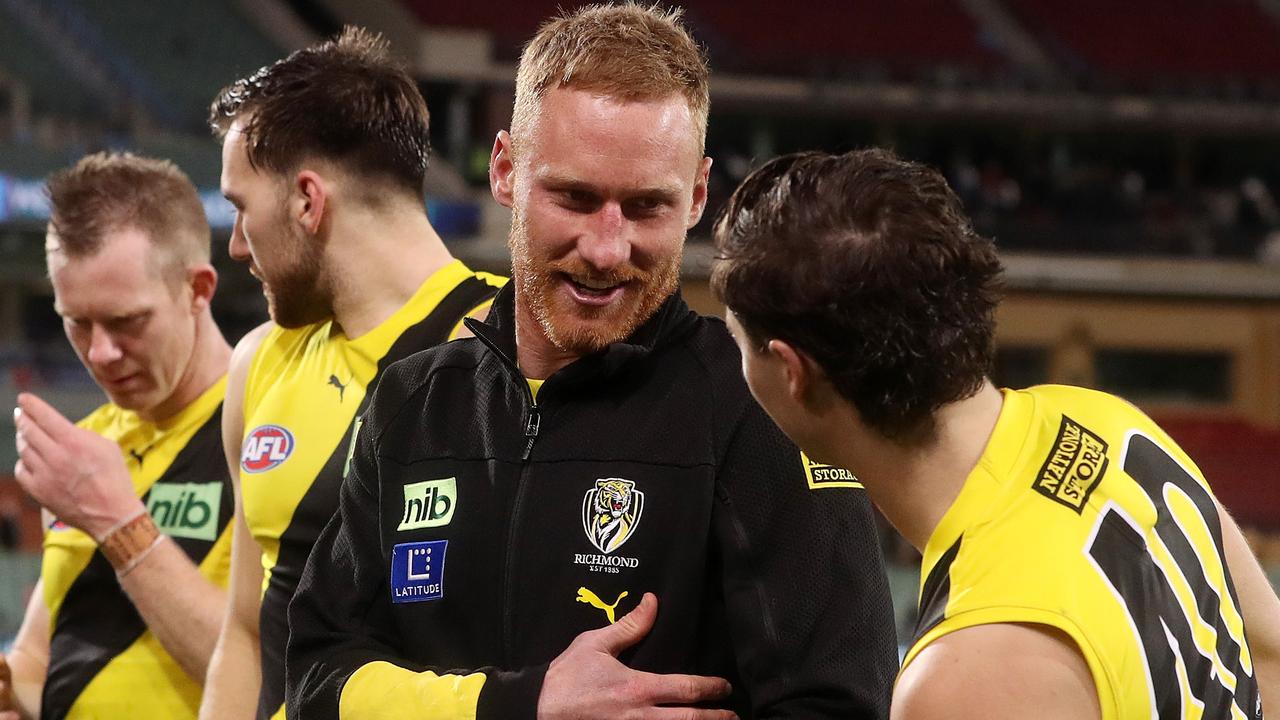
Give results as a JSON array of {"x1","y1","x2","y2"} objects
[
  {"x1": 578, "y1": 203, "x2": 631, "y2": 272},
  {"x1": 86, "y1": 325, "x2": 123, "y2": 366},
  {"x1": 228, "y1": 214, "x2": 251, "y2": 263}
]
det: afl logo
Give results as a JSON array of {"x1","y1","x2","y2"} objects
[{"x1": 241, "y1": 425, "x2": 295, "y2": 473}]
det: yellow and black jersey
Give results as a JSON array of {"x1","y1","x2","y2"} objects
[
  {"x1": 238, "y1": 259, "x2": 503, "y2": 719},
  {"x1": 39, "y1": 376, "x2": 232, "y2": 720},
  {"x1": 904, "y1": 384, "x2": 1262, "y2": 720}
]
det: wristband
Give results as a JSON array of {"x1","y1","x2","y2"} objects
[
  {"x1": 100, "y1": 510, "x2": 162, "y2": 573},
  {"x1": 116, "y1": 534, "x2": 166, "y2": 578}
]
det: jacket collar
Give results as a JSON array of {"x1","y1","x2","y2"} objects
[{"x1": 466, "y1": 281, "x2": 699, "y2": 382}]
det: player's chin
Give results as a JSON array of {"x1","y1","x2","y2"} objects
[{"x1": 105, "y1": 387, "x2": 158, "y2": 413}]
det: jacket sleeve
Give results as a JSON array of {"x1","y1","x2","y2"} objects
[
  {"x1": 713, "y1": 400, "x2": 899, "y2": 719},
  {"x1": 285, "y1": 406, "x2": 546, "y2": 720}
]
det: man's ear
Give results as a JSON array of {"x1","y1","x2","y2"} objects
[
  {"x1": 687, "y1": 156, "x2": 713, "y2": 229},
  {"x1": 187, "y1": 264, "x2": 218, "y2": 314},
  {"x1": 490, "y1": 130, "x2": 516, "y2": 209},
  {"x1": 293, "y1": 170, "x2": 328, "y2": 235},
  {"x1": 767, "y1": 338, "x2": 814, "y2": 405}
]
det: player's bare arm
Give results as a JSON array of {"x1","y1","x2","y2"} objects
[
  {"x1": 13, "y1": 393, "x2": 226, "y2": 681},
  {"x1": 1220, "y1": 503, "x2": 1280, "y2": 708},
  {"x1": 0, "y1": 577, "x2": 50, "y2": 720},
  {"x1": 892, "y1": 623, "x2": 1101, "y2": 720},
  {"x1": 199, "y1": 322, "x2": 271, "y2": 720}
]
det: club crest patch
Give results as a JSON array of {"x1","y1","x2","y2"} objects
[
  {"x1": 581, "y1": 478, "x2": 645, "y2": 555},
  {"x1": 240, "y1": 425, "x2": 295, "y2": 474},
  {"x1": 390, "y1": 540, "x2": 447, "y2": 603}
]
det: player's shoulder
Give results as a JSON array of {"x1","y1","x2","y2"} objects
[
  {"x1": 369, "y1": 336, "x2": 486, "y2": 418},
  {"x1": 1021, "y1": 383, "x2": 1151, "y2": 428},
  {"x1": 895, "y1": 622, "x2": 1101, "y2": 720},
  {"x1": 676, "y1": 311, "x2": 749, "y2": 393}
]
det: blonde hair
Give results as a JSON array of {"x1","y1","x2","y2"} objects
[
  {"x1": 512, "y1": 3, "x2": 709, "y2": 153},
  {"x1": 46, "y1": 152, "x2": 210, "y2": 282}
]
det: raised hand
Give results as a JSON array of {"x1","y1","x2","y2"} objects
[{"x1": 13, "y1": 393, "x2": 143, "y2": 541}]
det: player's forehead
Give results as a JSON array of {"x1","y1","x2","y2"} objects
[
  {"x1": 48, "y1": 228, "x2": 167, "y2": 318},
  {"x1": 219, "y1": 120, "x2": 263, "y2": 195},
  {"x1": 524, "y1": 88, "x2": 701, "y2": 189}
]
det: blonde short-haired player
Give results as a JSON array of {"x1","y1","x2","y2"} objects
[{"x1": 4, "y1": 152, "x2": 233, "y2": 720}]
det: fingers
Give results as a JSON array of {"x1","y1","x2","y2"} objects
[
  {"x1": 651, "y1": 709, "x2": 737, "y2": 720},
  {"x1": 13, "y1": 405, "x2": 57, "y2": 467},
  {"x1": 594, "y1": 592, "x2": 658, "y2": 656},
  {"x1": 16, "y1": 393, "x2": 75, "y2": 443},
  {"x1": 640, "y1": 671, "x2": 733, "y2": 706}
]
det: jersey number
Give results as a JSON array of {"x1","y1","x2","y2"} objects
[{"x1": 1085, "y1": 433, "x2": 1259, "y2": 719}]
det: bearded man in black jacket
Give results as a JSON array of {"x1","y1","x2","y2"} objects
[{"x1": 285, "y1": 5, "x2": 899, "y2": 719}]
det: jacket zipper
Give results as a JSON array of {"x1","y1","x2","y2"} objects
[
  {"x1": 465, "y1": 320, "x2": 541, "y2": 665},
  {"x1": 503, "y1": 379, "x2": 539, "y2": 663}
]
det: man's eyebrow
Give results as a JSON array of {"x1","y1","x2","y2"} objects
[{"x1": 540, "y1": 175, "x2": 683, "y2": 199}]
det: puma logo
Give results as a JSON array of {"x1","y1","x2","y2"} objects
[
  {"x1": 128, "y1": 448, "x2": 146, "y2": 467},
  {"x1": 576, "y1": 586, "x2": 629, "y2": 625},
  {"x1": 328, "y1": 374, "x2": 348, "y2": 401}
]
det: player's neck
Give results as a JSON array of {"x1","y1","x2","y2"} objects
[
  {"x1": 138, "y1": 312, "x2": 232, "y2": 424},
  {"x1": 512, "y1": 297, "x2": 580, "y2": 381},
  {"x1": 327, "y1": 207, "x2": 454, "y2": 340},
  {"x1": 843, "y1": 382, "x2": 1004, "y2": 552}
]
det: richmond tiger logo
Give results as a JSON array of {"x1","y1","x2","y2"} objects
[{"x1": 581, "y1": 478, "x2": 645, "y2": 554}]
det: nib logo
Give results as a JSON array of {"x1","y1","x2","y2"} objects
[
  {"x1": 147, "y1": 482, "x2": 222, "y2": 541},
  {"x1": 398, "y1": 478, "x2": 457, "y2": 531}
]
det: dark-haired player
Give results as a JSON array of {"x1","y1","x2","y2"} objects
[
  {"x1": 198, "y1": 27, "x2": 503, "y2": 720},
  {"x1": 714, "y1": 148, "x2": 1280, "y2": 719},
  {"x1": 5, "y1": 152, "x2": 233, "y2": 719}
]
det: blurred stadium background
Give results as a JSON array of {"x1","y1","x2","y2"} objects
[{"x1": 1, "y1": 0, "x2": 1279, "y2": 649}]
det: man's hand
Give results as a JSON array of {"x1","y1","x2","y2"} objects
[
  {"x1": 0, "y1": 654, "x2": 21, "y2": 720},
  {"x1": 538, "y1": 593, "x2": 737, "y2": 720},
  {"x1": 13, "y1": 393, "x2": 143, "y2": 541}
]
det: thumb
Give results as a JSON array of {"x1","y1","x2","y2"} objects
[{"x1": 593, "y1": 592, "x2": 657, "y2": 656}]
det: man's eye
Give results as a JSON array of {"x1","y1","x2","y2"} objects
[
  {"x1": 561, "y1": 190, "x2": 597, "y2": 209},
  {"x1": 624, "y1": 197, "x2": 665, "y2": 218}
]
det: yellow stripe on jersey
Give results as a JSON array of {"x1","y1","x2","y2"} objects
[
  {"x1": 902, "y1": 385, "x2": 1260, "y2": 720},
  {"x1": 340, "y1": 661, "x2": 487, "y2": 720}
]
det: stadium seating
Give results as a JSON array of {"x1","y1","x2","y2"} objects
[
  {"x1": 1005, "y1": 0, "x2": 1280, "y2": 91},
  {"x1": 0, "y1": 3, "x2": 99, "y2": 119},
  {"x1": 68, "y1": 0, "x2": 282, "y2": 129},
  {"x1": 405, "y1": 0, "x2": 1005, "y2": 78}
]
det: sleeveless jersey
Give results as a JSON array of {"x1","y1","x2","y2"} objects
[
  {"x1": 40, "y1": 376, "x2": 232, "y2": 720},
  {"x1": 903, "y1": 384, "x2": 1262, "y2": 720},
  {"x1": 238, "y1": 259, "x2": 504, "y2": 719}
]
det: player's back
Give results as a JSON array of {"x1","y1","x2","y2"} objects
[{"x1": 904, "y1": 384, "x2": 1262, "y2": 720}]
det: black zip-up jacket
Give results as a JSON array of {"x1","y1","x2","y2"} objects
[{"x1": 286, "y1": 285, "x2": 898, "y2": 719}]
